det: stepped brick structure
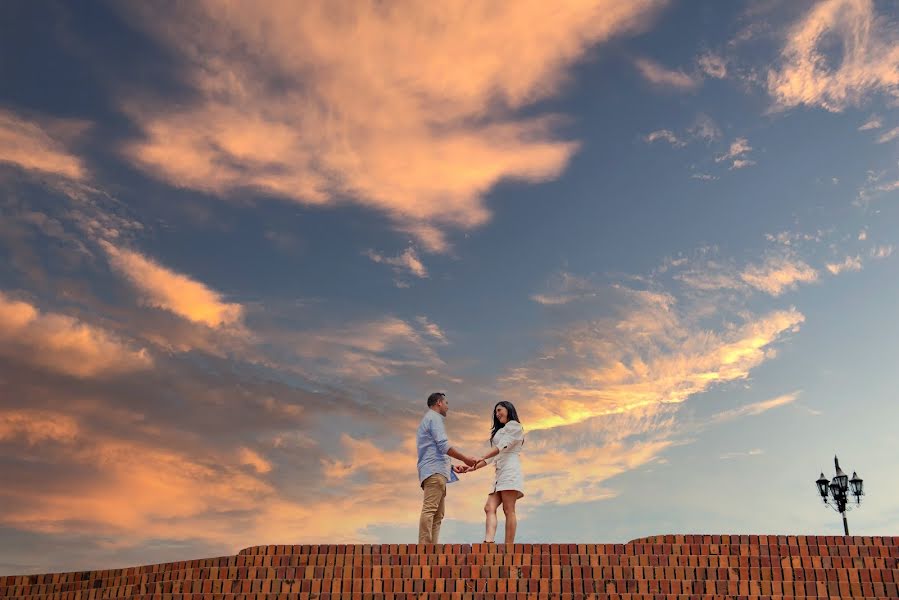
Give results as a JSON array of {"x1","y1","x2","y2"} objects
[{"x1": 2, "y1": 534, "x2": 897, "y2": 599}]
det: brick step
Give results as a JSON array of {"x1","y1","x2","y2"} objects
[
  {"x1": 237, "y1": 544, "x2": 626, "y2": 556},
  {"x1": 238, "y1": 544, "x2": 899, "y2": 564},
  {"x1": 227, "y1": 550, "x2": 899, "y2": 563},
  {"x1": 1, "y1": 592, "x2": 896, "y2": 600},
  {"x1": 4, "y1": 574, "x2": 898, "y2": 598},
  {"x1": 4, "y1": 561, "x2": 896, "y2": 592},
  {"x1": 632, "y1": 534, "x2": 899, "y2": 545},
  {"x1": 198, "y1": 554, "x2": 898, "y2": 568},
  {"x1": 9, "y1": 544, "x2": 894, "y2": 586},
  {"x1": 621, "y1": 544, "x2": 899, "y2": 558},
  {"x1": 4, "y1": 557, "x2": 895, "y2": 590},
  {"x1": 0, "y1": 566, "x2": 899, "y2": 597},
  {"x1": 237, "y1": 540, "x2": 899, "y2": 557}
]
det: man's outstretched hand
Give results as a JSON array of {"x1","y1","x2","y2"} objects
[{"x1": 462, "y1": 455, "x2": 478, "y2": 467}]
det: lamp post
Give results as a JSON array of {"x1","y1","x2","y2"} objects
[{"x1": 815, "y1": 455, "x2": 864, "y2": 535}]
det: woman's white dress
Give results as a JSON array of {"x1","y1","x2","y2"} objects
[{"x1": 486, "y1": 420, "x2": 525, "y2": 498}]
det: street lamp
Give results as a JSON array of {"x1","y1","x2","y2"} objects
[{"x1": 815, "y1": 455, "x2": 864, "y2": 535}]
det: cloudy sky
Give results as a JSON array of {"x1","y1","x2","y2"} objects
[{"x1": 2, "y1": 0, "x2": 899, "y2": 575}]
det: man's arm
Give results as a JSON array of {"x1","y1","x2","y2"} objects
[
  {"x1": 431, "y1": 416, "x2": 477, "y2": 467},
  {"x1": 447, "y1": 446, "x2": 478, "y2": 467}
]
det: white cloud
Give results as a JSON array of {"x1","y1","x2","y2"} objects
[
  {"x1": 858, "y1": 116, "x2": 882, "y2": 130},
  {"x1": 825, "y1": 255, "x2": 862, "y2": 274},
  {"x1": 687, "y1": 114, "x2": 722, "y2": 142},
  {"x1": 711, "y1": 392, "x2": 801, "y2": 423},
  {"x1": 634, "y1": 57, "x2": 701, "y2": 91},
  {"x1": 765, "y1": 230, "x2": 826, "y2": 246},
  {"x1": 644, "y1": 115, "x2": 720, "y2": 153},
  {"x1": 716, "y1": 137, "x2": 752, "y2": 162},
  {"x1": 720, "y1": 449, "x2": 764, "y2": 460},
  {"x1": 531, "y1": 272, "x2": 599, "y2": 305},
  {"x1": 855, "y1": 168, "x2": 899, "y2": 204},
  {"x1": 365, "y1": 247, "x2": 428, "y2": 280},
  {"x1": 697, "y1": 52, "x2": 728, "y2": 79},
  {"x1": 876, "y1": 126, "x2": 899, "y2": 143},
  {"x1": 287, "y1": 316, "x2": 446, "y2": 380},
  {"x1": 415, "y1": 316, "x2": 448, "y2": 344},
  {"x1": 644, "y1": 129, "x2": 685, "y2": 146},
  {"x1": 715, "y1": 137, "x2": 756, "y2": 170}
]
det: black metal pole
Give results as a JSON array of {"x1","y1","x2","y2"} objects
[{"x1": 842, "y1": 512, "x2": 849, "y2": 536}]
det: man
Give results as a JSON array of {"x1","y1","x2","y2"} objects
[{"x1": 416, "y1": 392, "x2": 477, "y2": 544}]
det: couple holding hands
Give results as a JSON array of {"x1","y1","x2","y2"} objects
[{"x1": 416, "y1": 392, "x2": 525, "y2": 546}]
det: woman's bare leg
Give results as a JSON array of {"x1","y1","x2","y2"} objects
[
  {"x1": 500, "y1": 491, "x2": 519, "y2": 545},
  {"x1": 483, "y1": 493, "x2": 501, "y2": 542}
]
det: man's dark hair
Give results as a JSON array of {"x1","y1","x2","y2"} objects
[{"x1": 427, "y1": 392, "x2": 446, "y2": 407}]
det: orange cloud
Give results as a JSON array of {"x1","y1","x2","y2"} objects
[
  {"x1": 315, "y1": 409, "x2": 677, "y2": 518},
  {"x1": 3, "y1": 436, "x2": 274, "y2": 538},
  {"x1": 710, "y1": 392, "x2": 800, "y2": 423},
  {"x1": 0, "y1": 108, "x2": 88, "y2": 179},
  {"x1": 521, "y1": 436, "x2": 672, "y2": 505},
  {"x1": 502, "y1": 285, "x2": 804, "y2": 432},
  {"x1": 238, "y1": 447, "x2": 273, "y2": 474},
  {"x1": 0, "y1": 411, "x2": 421, "y2": 549},
  {"x1": 0, "y1": 291, "x2": 152, "y2": 378},
  {"x1": 101, "y1": 241, "x2": 243, "y2": 328},
  {"x1": 118, "y1": 1, "x2": 667, "y2": 251},
  {"x1": 665, "y1": 248, "x2": 821, "y2": 297},
  {"x1": 0, "y1": 410, "x2": 79, "y2": 445},
  {"x1": 322, "y1": 433, "x2": 415, "y2": 483},
  {"x1": 768, "y1": 0, "x2": 899, "y2": 111},
  {"x1": 739, "y1": 255, "x2": 818, "y2": 295}
]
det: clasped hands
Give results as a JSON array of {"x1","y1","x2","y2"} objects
[{"x1": 453, "y1": 455, "x2": 485, "y2": 474}]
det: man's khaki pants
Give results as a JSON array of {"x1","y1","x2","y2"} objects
[{"x1": 418, "y1": 473, "x2": 447, "y2": 544}]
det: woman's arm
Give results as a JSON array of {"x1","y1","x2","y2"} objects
[{"x1": 472, "y1": 446, "x2": 500, "y2": 469}]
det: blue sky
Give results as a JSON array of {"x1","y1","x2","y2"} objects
[{"x1": 1, "y1": 0, "x2": 898, "y2": 575}]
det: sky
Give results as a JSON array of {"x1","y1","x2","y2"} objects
[{"x1": 1, "y1": 0, "x2": 899, "y2": 575}]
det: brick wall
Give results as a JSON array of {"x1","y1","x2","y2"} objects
[{"x1": 2, "y1": 534, "x2": 897, "y2": 599}]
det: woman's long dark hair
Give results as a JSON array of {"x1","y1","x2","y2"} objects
[{"x1": 490, "y1": 401, "x2": 521, "y2": 445}]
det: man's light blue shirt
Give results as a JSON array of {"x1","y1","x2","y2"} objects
[{"x1": 416, "y1": 409, "x2": 459, "y2": 486}]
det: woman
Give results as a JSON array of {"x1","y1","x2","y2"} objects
[{"x1": 468, "y1": 401, "x2": 525, "y2": 544}]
